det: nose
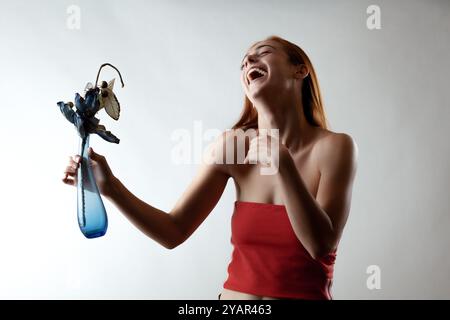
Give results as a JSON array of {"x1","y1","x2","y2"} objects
[{"x1": 242, "y1": 53, "x2": 258, "y2": 70}]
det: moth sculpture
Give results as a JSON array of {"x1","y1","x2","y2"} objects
[{"x1": 57, "y1": 63, "x2": 125, "y2": 238}]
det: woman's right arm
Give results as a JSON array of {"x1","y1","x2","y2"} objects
[{"x1": 63, "y1": 134, "x2": 230, "y2": 249}]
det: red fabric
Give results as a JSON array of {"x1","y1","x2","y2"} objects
[{"x1": 223, "y1": 201, "x2": 337, "y2": 300}]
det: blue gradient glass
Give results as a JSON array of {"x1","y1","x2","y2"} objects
[{"x1": 77, "y1": 134, "x2": 108, "y2": 238}]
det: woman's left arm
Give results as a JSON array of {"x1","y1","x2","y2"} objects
[{"x1": 276, "y1": 133, "x2": 358, "y2": 259}]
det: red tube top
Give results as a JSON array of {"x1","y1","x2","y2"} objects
[{"x1": 223, "y1": 201, "x2": 337, "y2": 300}]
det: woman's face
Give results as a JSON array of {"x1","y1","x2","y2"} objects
[{"x1": 240, "y1": 40, "x2": 302, "y2": 104}]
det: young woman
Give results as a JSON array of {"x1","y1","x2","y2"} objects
[{"x1": 62, "y1": 36, "x2": 358, "y2": 300}]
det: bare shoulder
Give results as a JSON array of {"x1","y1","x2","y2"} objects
[{"x1": 313, "y1": 129, "x2": 359, "y2": 172}]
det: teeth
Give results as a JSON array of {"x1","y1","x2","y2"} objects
[
  {"x1": 253, "y1": 68, "x2": 267, "y2": 75},
  {"x1": 247, "y1": 67, "x2": 267, "y2": 83}
]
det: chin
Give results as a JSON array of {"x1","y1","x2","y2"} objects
[{"x1": 248, "y1": 81, "x2": 272, "y2": 102}]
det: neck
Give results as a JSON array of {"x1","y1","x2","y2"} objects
[{"x1": 256, "y1": 94, "x2": 314, "y2": 153}]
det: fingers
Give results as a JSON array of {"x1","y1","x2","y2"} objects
[
  {"x1": 244, "y1": 138, "x2": 257, "y2": 164},
  {"x1": 68, "y1": 157, "x2": 80, "y2": 169},
  {"x1": 62, "y1": 174, "x2": 76, "y2": 186},
  {"x1": 88, "y1": 147, "x2": 104, "y2": 162},
  {"x1": 244, "y1": 137, "x2": 272, "y2": 165},
  {"x1": 244, "y1": 148, "x2": 258, "y2": 164},
  {"x1": 62, "y1": 155, "x2": 81, "y2": 186},
  {"x1": 67, "y1": 156, "x2": 80, "y2": 171},
  {"x1": 72, "y1": 154, "x2": 81, "y2": 164}
]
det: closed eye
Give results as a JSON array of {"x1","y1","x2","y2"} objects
[{"x1": 239, "y1": 51, "x2": 272, "y2": 70}]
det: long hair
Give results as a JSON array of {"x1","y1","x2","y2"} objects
[{"x1": 232, "y1": 36, "x2": 328, "y2": 130}]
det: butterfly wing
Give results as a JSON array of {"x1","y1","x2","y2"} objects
[
  {"x1": 108, "y1": 78, "x2": 115, "y2": 91},
  {"x1": 103, "y1": 90, "x2": 120, "y2": 120},
  {"x1": 98, "y1": 94, "x2": 105, "y2": 110}
]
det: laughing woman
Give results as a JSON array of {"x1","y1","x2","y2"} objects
[{"x1": 62, "y1": 36, "x2": 358, "y2": 300}]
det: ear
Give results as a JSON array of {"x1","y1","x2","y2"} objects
[{"x1": 294, "y1": 64, "x2": 309, "y2": 79}]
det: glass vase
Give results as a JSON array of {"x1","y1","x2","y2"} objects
[{"x1": 77, "y1": 134, "x2": 108, "y2": 238}]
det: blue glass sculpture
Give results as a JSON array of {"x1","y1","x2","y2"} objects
[
  {"x1": 77, "y1": 134, "x2": 108, "y2": 238},
  {"x1": 57, "y1": 63, "x2": 124, "y2": 238}
]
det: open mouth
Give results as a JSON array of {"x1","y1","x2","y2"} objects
[{"x1": 246, "y1": 66, "x2": 268, "y2": 85}]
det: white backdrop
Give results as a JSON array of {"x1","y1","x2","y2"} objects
[{"x1": 0, "y1": 0, "x2": 449, "y2": 299}]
